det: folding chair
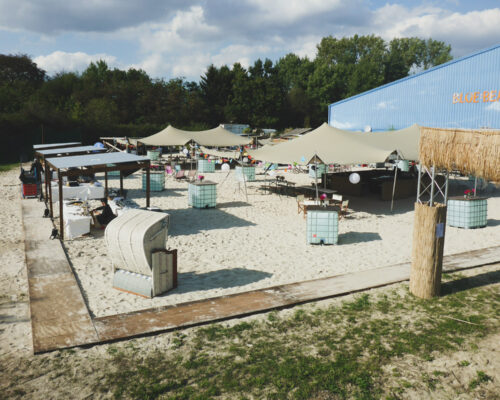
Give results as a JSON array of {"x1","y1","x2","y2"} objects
[
  {"x1": 174, "y1": 170, "x2": 186, "y2": 181},
  {"x1": 329, "y1": 194, "x2": 343, "y2": 206},
  {"x1": 187, "y1": 169, "x2": 197, "y2": 182},
  {"x1": 296, "y1": 194, "x2": 305, "y2": 215},
  {"x1": 339, "y1": 200, "x2": 350, "y2": 219}
]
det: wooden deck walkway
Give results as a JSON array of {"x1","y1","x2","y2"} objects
[
  {"x1": 22, "y1": 200, "x2": 99, "y2": 353},
  {"x1": 22, "y1": 199, "x2": 500, "y2": 353}
]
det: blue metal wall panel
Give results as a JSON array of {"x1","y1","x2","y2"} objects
[{"x1": 328, "y1": 44, "x2": 500, "y2": 131}]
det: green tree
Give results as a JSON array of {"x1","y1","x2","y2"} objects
[{"x1": 200, "y1": 64, "x2": 234, "y2": 126}]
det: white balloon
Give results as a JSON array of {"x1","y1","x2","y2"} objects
[
  {"x1": 349, "y1": 172, "x2": 361, "y2": 184},
  {"x1": 243, "y1": 157, "x2": 249, "y2": 163},
  {"x1": 221, "y1": 163, "x2": 230, "y2": 171},
  {"x1": 182, "y1": 148, "x2": 189, "y2": 155}
]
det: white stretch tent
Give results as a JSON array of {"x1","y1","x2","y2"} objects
[
  {"x1": 140, "y1": 125, "x2": 251, "y2": 147},
  {"x1": 247, "y1": 123, "x2": 421, "y2": 165}
]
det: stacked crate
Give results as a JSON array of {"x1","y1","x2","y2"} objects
[
  {"x1": 235, "y1": 166, "x2": 256, "y2": 182},
  {"x1": 447, "y1": 197, "x2": 487, "y2": 228},
  {"x1": 306, "y1": 206, "x2": 338, "y2": 244},
  {"x1": 197, "y1": 159, "x2": 215, "y2": 173},
  {"x1": 188, "y1": 181, "x2": 217, "y2": 208},
  {"x1": 142, "y1": 171, "x2": 165, "y2": 192}
]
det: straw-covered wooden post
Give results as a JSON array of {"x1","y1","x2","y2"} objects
[{"x1": 410, "y1": 202, "x2": 447, "y2": 298}]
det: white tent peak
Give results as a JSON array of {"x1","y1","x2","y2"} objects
[{"x1": 140, "y1": 125, "x2": 251, "y2": 147}]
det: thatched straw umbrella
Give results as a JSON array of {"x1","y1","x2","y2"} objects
[
  {"x1": 419, "y1": 127, "x2": 500, "y2": 183},
  {"x1": 410, "y1": 127, "x2": 500, "y2": 299}
]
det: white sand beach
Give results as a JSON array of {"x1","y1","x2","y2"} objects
[{"x1": 46, "y1": 166, "x2": 500, "y2": 318}]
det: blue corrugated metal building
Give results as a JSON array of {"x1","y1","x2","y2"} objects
[{"x1": 328, "y1": 44, "x2": 500, "y2": 131}]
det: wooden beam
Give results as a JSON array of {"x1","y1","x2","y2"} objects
[
  {"x1": 48, "y1": 165, "x2": 53, "y2": 218},
  {"x1": 58, "y1": 169, "x2": 64, "y2": 240},
  {"x1": 119, "y1": 171, "x2": 124, "y2": 197},
  {"x1": 146, "y1": 165, "x2": 150, "y2": 208},
  {"x1": 44, "y1": 163, "x2": 49, "y2": 204},
  {"x1": 104, "y1": 170, "x2": 108, "y2": 198}
]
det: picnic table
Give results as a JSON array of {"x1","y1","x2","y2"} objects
[{"x1": 295, "y1": 185, "x2": 337, "y2": 198}]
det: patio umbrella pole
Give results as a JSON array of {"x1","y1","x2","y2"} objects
[
  {"x1": 391, "y1": 155, "x2": 399, "y2": 212},
  {"x1": 314, "y1": 157, "x2": 319, "y2": 201}
]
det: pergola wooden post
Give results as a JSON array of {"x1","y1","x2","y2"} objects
[
  {"x1": 48, "y1": 165, "x2": 53, "y2": 218},
  {"x1": 58, "y1": 169, "x2": 64, "y2": 239},
  {"x1": 119, "y1": 172, "x2": 124, "y2": 197},
  {"x1": 104, "y1": 170, "x2": 108, "y2": 198},
  {"x1": 146, "y1": 165, "x2": 151, "y2": 208}
]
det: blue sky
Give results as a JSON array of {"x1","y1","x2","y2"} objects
[{"x1": 0, "y1": 0, "x2": 499, "y2": 81}]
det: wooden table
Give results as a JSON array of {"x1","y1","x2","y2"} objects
[{"x1": 295, "y1": 185, "x2": 337, "y2": 198}]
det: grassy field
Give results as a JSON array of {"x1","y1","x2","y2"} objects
[
  {"x1": 3, "y1": 266, "x2": 498, "y2": 400},
  {"x1": 0, "y1": 163, "x2": 19, "y2": 172},
  {"x1": 98, "y1": 270, "x2": 499, "y2": 399}
]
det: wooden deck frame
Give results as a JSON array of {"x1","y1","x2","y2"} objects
[{"x1": 22, "y1": 199, "x2": 500, "y2": 354}]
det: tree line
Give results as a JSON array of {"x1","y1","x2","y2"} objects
[{"x1": 0, "y1": 35, "x2": 452, "y2": 162}]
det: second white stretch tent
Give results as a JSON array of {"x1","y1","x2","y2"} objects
[{"x1": 248, "y1": 123, "x2": 420, "y2": 165}]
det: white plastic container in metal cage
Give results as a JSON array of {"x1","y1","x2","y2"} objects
[
  {"x1": 306, "y1": 206, "x2": 338, "y2": 245},
  {"x1": 142, "y1": 171, "x2": 165, "y2": 191},
  {"x1": 188, "y1": 181, "x2": 217, "y2": 208},
  {"x1": 197, "y1": 159, "x2": 215, "y2": 173},
  {"x1": 235, "y1": 166, "x2": 256, "y2": 182}
]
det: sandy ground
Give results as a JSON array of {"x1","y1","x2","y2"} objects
[
  {"x1": 51, "y1": 166, "x2": 500, "y2": 317},
  {"x1": 0, "y1": 166, "x2": 499, "y2": 399}
]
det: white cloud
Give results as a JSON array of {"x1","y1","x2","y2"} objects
[
  {"x1": 211, "y1": 44, "x2": 271, "y2": 69},
  {"x1": 127, "y1": 6, "x2": 219, "y2": 55},
  {"x1": 6, "y1": 2, "x2": 500, "y2": 82},
  {"x1": 372, "y1": 6, "x2": 500, "y2": 56},
  {"x1": 247, "y1": 0, "x2": 342, "y2": 24},
  {"x1": 286, "y1": 35, "x2": 321, "y2": 59},
  {"x1": 34, "y1": 51, "x2": 117, "y2": 75},
  {"x1": 0, "y1": 0, "x2": 191, "y2": 33}
]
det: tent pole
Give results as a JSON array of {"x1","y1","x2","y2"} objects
[
  {"x1": 314, "y1": 158, "x2": 319, "y2": 201},
  {"x1": 416, "y1": 163, "x2": 422, "y2": 203},
  {"x1": 391, "y1": 156, "x2": 399, "y2": 212},
  {"x1": 429, "y1": 166, "x2": 435, "y2": 207}
]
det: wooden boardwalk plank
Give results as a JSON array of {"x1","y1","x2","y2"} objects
[
  {"x1": 94, "y1": 247, "x2": 499, "y2": 343},
  {"x1": 22, "y1": 199, "x2": 99, "y2": 354}
]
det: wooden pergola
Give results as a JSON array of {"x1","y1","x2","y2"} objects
[
  {"x1": 33, "y1": 142, "x2": 81, "y2": 151},
  {"x1": 35, "y1": 146, "x2": 108, "y2": 202},
  {"x1": 45, "y1": 152, "x2": 151, "y2": 240}
]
